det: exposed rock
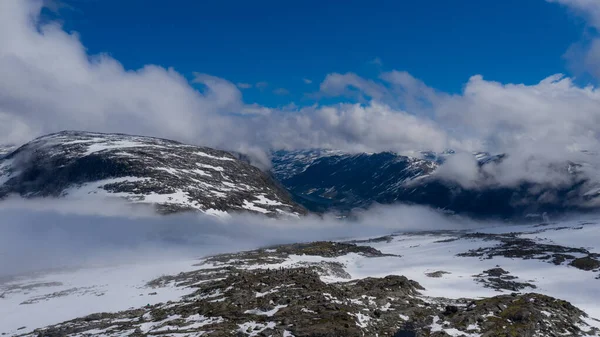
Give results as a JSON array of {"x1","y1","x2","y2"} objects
[
  {"x1": 347, "y1": 235, "x2": 395, "y2": 244},
  {"x1": 458, "y1": 232, "x2": 600, "y2": 273},
  {"x1": 570, "y1": 257, "x2": 600, "y2": 271},
  {"x1": 473, "y1": 267, "x2": 537, "y2": 292},
  {"x1": 201, "y1": 241, "x2": 398, "y2": 268},
  {"x1": 425, "y1": 271, "x2": 451, "y2": 278}
]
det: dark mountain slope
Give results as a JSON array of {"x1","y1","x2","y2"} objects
[{"x1": 0, "y1": 131, "x2": 305, "y2": 216}]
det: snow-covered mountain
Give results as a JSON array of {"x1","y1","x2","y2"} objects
[
  {"x1": 0, "y1": 131, "x2": 305, "y2": 216},
  {"x1": 272, "y1": 150, "x2": 437, "y2": 213},
  {"x1": 270, "y1": 149, "x2": 346, "y2": 181},
  {"x1": 271, "y1": 149, "x2": 599, "y2": 219}
]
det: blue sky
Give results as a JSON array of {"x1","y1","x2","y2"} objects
[
  {"x1": 55, "y1": 0, "x2": 586, "y2": 107},
  {"x1": 3, "y1": 0, "x2": 600, "y2": 183}
]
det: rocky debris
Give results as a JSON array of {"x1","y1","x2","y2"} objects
[
  {"x1": 473, "y1": 267, "x2": 537, "y2": 292},
  {"x1": 147, "y1": 266, "x2": 234, "y2": 289},
  {"x1": 201, "y1": 241, "x2": 398, "y2": 268},
  {"x1": 16, "y1": 241, "x2": 600, "y2": 337},
  {"x1": 570, "y1": 257, "x2": 600, "y2": 271},
  {"x1": 425, "y1": 271, "x2": 451, "y2": 278},
  {"x1": 0, "y1": 131, "x2": 305, "y2": 216},
  {"x1": 431, "y1": 293, "x2": 600, "y2": 337},
  {"x1": 273, "y1": 241, "x2": 397, "y2": 258},
  {"x1": 20, "y1": 267, "x2": 425, "y2": 337},
  {"x1": 346, "y1": 235, "x2": 395, "y2": 244},
  {"x1": 18, "y1": 266, "x2": 600, "y2": 337},
  {"x1": 458, "y1": 232, "x2": 600, "y2": 272}
]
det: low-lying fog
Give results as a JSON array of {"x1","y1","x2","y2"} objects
[{"x1": 0, "y1": 197, "x2": 501, "y2": 277}]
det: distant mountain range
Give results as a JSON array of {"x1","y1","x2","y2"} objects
[
  {"x1": 0, "y1": 131, "x2": 305, "y2": 217},
  {"x1": 271, "y1": 149, "x2": 600, "y2": 219},
  {"x1": 2, "y1": 131, "x2": 600, "y2": 219}
]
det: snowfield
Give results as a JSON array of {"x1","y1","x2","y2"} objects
[
  {"x1": 2, "y1": 218, "x2": 600, "y2": 335},
  {"x1": 0, "y1": 260, "x2": 200, "y2": 336}
]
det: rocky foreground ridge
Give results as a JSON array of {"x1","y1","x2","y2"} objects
[{"x1": 17, "y1": 238, "x2": 600, "y2": 337}]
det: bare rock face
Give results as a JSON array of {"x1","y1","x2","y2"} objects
[{"x1": 0, "y1": 131, "x2": 305, "y2": 216}]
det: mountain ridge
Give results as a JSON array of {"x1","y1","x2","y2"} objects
[
  {"x1": 271, "y1": 149, "x2": 600, "y2": 219},
  {"x1": 0, "y1": 131, "x2": 305, "y2": 217}
]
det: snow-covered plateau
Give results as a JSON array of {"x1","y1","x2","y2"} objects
[{"x1": 2, "y1": 219, "x2": 600, "y2": 336}]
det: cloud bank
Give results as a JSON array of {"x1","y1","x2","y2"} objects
[
  {"x1": 1, "y1": 0, "x2": 600, "y2": 187},
  {"x1": 0, "y1": 198, "x2": 480, "y2": 277}
]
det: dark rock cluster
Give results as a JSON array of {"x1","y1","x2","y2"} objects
[
  {"x1": 473, "y1": 267, "x2": 537, "y2": 292},
  {"x1": 459, "y1": 232, "x2": 600, "y2": 273}
]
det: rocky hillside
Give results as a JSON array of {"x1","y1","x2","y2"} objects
[
  {"x1": 0, "y1": 131, "x2": 305, "y2": 216},
  {"x1": 271, "y1": 150, "x2": 599, "y2": 219}
]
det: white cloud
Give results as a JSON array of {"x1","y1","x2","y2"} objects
[
  {"x1": 256, "y1": 102, "x2": 451, "y2": 153},
  {"x1": 548, "y1": 0, "x2": 600, "y2": 77},
  {"x1": 273, "y1": 87, "x2": 290, "y2": 95},
  {"x1": 319, "y1": 72, "x2": 389, "y2": 101},
  {"x1": 566, "y1": 33, "x2": 600, "y2": 79},
  {"x1": 433, "y1": 152, "x2": 480, "y2": 188},
  {"x1": 316, "y1": 69, "x2": 600, "y2": 186},
  {"x1": 319, "y1": 70, "x2": 442, "y2": 112},
  {"x1": 255, "y1": 81, "x2": 269, "y2": 90},
  {"x1": 0, "y1": 0, "x2": 458, "y2": 159},
  {"x1": 241, "y1": 103, "x2": 273, "y2": 115},
  {"x1": 369, "y1": 57, "x2": 383, "y2": 66},
  {"x1": 0, "y1": 1, "x2": 457, "y2": 162},
  {"x1": 0, "y1": 197, "x2": 480, "y2": 276},
  {"x1": 3, "y1": 0, "x2": 600, "y2": 189},
  {"x1": 436, "y1": 74, "x2": 600, "y2": 186},
  {"x1": 380, "y1": 70, "x2": 444, "y2": 112},
  {"x1": 302, "y1": 78, "x2": 313, "y2": 84},
  {"x1": 548, "y1": 0, "x2": 600, "y2": 29},
  {"x1": 237, "y1": 82, "x2": 252, "y2": 89},
  {"x1": 0, "y1": 0, "x2": 243, "y2": 149},
  {"x1": 438, "y1": 74, "x2": 600, "y2": 153}
]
